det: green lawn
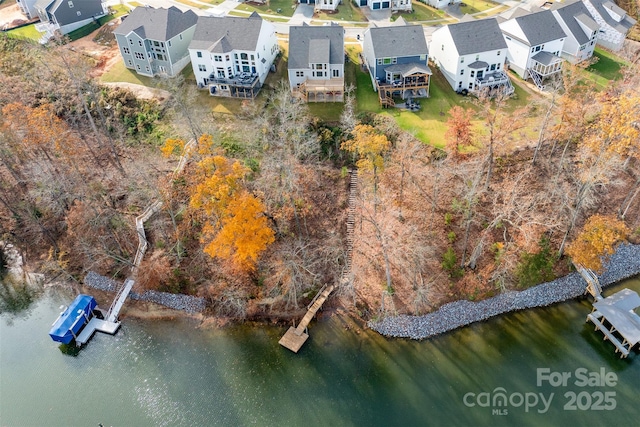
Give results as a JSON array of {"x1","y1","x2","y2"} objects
[
  {"x1": 586, "y1": 48, "x2": 628, "y2": 81},
  {"x1": 395, "y1": 2, "x2": 448, "y2": 22},
  {"x1": 458, "y1": 0, "x2": 501, "y2": 14},
  {"x1": 235, "y1": 0, "x2": 297, "y2": 17},
  {"x1": 5, "y1": 24, "x2": 42, "y2": 41},
  {"x1": 100, "y1": 60, "x2": 157, "y2": 85},
  {"x1": 175, "y1": 0, "x2": 213, "y2": 9},
  {"x1": 66, "y1": 5, "x2": 129, "y2": 41},
  {"x1": 314, "y1": 3, "x2": 368, "y2": 22}
]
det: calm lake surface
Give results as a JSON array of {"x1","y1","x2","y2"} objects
[{"x1": 1, "y1": 278, "x2": 639, "y2": 427}]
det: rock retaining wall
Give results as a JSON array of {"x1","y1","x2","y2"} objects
[
  {"x1": 369, "y1": 244, "x2": 640, "y2": 340},
  {"x1": 83, "y1": 271, "x2": 206, "y2": 314}
]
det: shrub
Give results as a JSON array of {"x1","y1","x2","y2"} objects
[
  {"x1": 442, "y1": 246, "x2": 463, "y2": 278},
  {"x1": 515, "y1": 237, "x2": 556, "y2": 288}
]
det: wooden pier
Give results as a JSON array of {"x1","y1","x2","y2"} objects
[
  {"x1": 587, "y1": 288, "x2": 640, "y2": 358},
  {"x1": 279, "y1": 170, "x2": 358, "y2": 352}
]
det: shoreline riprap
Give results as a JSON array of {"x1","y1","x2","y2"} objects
[
  {"x1": 83, "y1": 271, "x2": 206, "y2": 314},
  {"x1": 369, "y1": 244, "x2": 640, "y2": 340}
]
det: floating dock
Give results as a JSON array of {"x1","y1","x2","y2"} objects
[{"x1": 587, "y1": 288, "x2": 640, "y2": 358}]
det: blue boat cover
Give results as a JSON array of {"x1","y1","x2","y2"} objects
[{"x1": 49, "y1": 294, "x2": 97, "y2": 344}]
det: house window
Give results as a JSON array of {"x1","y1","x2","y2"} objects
[
  {"x1": 497, "y1": 63, "x2": 501, "y2": 70},
  {"x1": 168, "y1": 41, "x2": 172, "y2": 47},
  {"x1": 138, "y1": 40, "x2": 142, "y2": 47},
  {"x1": 214, "y1": 55, "x2": 222, "y2": 62},
  {"x1": 383, "y1": 58, "x2": 392, "y2": 65},
  {"x1": 129, "y1": 39, "x2": 133, "y2": 45},
  {"x1": 296, "y1": 71, "x2": 304, "y2": 77},
  {"x1": 250, "y1": 55, "x2": 254, "y2": 60},
  {"x1": 475, "y1": 55, "x2": 479, "y2": 61},
  {"x1": 377, "y1": 59, "x2": 383, "y2": 65},
  {"x1": 460, "y1": 69, "x2": 464, "y2": 75},
  {"x1": 234, "y1": 53, "x2": 238, "y2": 59},
  {"x1": 535, "y1": 46, "x2": 541, "y2": 52},
  {"x1": 127, "y1": 59, "x2": 132, "y2": 65},
  {"x1": 136, "y1": 65, "x2": 141, "y2": 70},
  {"x1": 315, "y1": 64, "x2": 323, "y2": 70},
  {"x1": 68, "y1": 1, "x2": 73, "y2": 8},
  {"x1": 76, "y1": 11, "x2": 81, "y2": 16},
  {"x1": 497, "y1": 51, "x2": 501, "y2": 56},
  {"x1": 134, "y1": 52, "x2": 145, "y2": 60},
  {"x1": 123, "y1": 47, "x2": 130, "y2": 54},
  {"x1": 146, "y1": 66, "x2": 150, "y2": 72},
  {"x1": 458, "y1": 82, "x2": 462, "y2": 88},
  {"x1": 157, "y1": 54, "x2": 164, "y2": 61},
  {"x1": 469, "y1": 83, "x2": 473, "y2": 89},
  {"x1": 490, "y1": 64, "x2": 496, "y2": 71},
  {"x1": 154, "y1": 41, "x2": 160, "y2": 47},
  {"x1": 241, "y1": 53, "x2": 248, "y2": 60},
  {"x1": 217, "y1": 68, "x2": 224, "y2": 78},
  {"x1": 441, "y1": 44, "x2": 444, "y2": 51},
  {"x1": 333, "y1": 69, "x2": 339, "y2": 77},
  {"x1": 226, "y1": 54, "x2": 230, "y2": 61},
  {"x1": 197, "y1": 51, "x2": 202, "y2": 58},
  {"x1": 420, "y1": 54, "x2": 426, "y2": 60},
  {"x1": 460, "y1": 57, "x2": 464, "y2": 63},
  {"x1": 470, "y1": 70, "x2": 474, "y2": 77},
  {"x1": 505, "y1": 36, "x2": 511, "y2": 41},
  {"x1": 198, "y1": 64, "x2": 206, "y2": 72},
  {"x1": 179, "y1": 34, "x2": 183, "y2": 40}
]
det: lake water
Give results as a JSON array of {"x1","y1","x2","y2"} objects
[{"x1": 1, "y1": 278, "x2": 639, "y2": 426}]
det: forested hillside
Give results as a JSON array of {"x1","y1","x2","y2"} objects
[{"x1": 1, "y1": 35, "x2": 639, "y2": 321}]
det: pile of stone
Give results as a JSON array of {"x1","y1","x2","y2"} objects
[
  {"x1": 369, "y1": 244, "x2": 640, "y2": 340},
  {"x1": 83, "y1": 271, "x2": 206, "y2": 314}
]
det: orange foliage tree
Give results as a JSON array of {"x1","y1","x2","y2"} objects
[
  {"x1": 566, "y1": 214, "x2": 629, "y2": 272},
  {"x1": 444, "y1": 106, "x2": 476, "y2": 159},
  {"x1": 161, "y1": 135, "x2": 275, "y2": 271}
]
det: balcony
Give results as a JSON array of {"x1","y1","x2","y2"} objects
[{"x1": 208, "y1": 72, "x2": 258, "y2": 88}]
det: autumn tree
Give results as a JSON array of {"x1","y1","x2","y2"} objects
[
  {"x1": 444, "y1": 106, "x2": 476, "y2": 159},
  {"x1": 566, "y1": 214, "x2": 628, "y2": 272}
]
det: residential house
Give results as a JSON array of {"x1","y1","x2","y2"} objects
[
  {"x1": 355, "y1": 0, "x2": 411, "y2": 12},
  {"x1": 363, "y1": 23, "x2": 431, "y2": 106},
  {"x1": 114, "y1": 6, "x2": 198, "y2": 77},
  {"x1": 34, "y1": 0, "x2": 107, "y2": 43},
  {"x1": 288, "y1": 24, "x2": 345, "y2": 102},
  {"x1": 582, "y1": 0, "x2": 637, "y2": 51},
  {"x1": 550, "y1": 0, "x2": 600, "y2": 63},
  {"x1": 313, "y1": 0, "x2": 340, "y2": 12},
  {"x1": 499, "y1": 9, "x2": 567, "y2": 90},
  {"x1": 430, "y1": 17, "x2": 514, "y2": 96},
  {"x1": 423, "y1": 0, "x2": 461, "y2": 10},
  {"x1": 188, "y1": 13, "x2": 279, "y2": 99},
  {"x1": 16, "y1": 0, "x2": 39, "y2": 19}
]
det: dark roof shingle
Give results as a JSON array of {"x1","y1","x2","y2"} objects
[
  {"x1": 189, "y1": 15, "x2": 265, "y2": 52},
  {"x1": 366, "y1": 25, "x2": 428, "y2": 58},
  {"x1": 288, "y1": 26, "x2": 344, "y2": 69},
  {"x1": 115, "y1": 6, "x2": 197, "y2": 41},
  {"x1": 447, "y1": 17, "x2": 507, "y2": 55}
]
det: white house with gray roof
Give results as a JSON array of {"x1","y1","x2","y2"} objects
[
  {"x1": 363, "y1": 23, "x2": 431, "y2": 104},
  {"x1": 34, "y1": 0, "x2": 107, "y2": 43},
  {"x1": 114, "y1": 6, "x2": 198, "y2": 78},
  {"x1": 582, "y1": 0, "x2": 637, "y2": 51},
  {"x1": 499, "y1": 9, "x2": 566, "y2": 90},
  {"x1": 288, "y1": 24, "x2": 345, "y2": 103},
  {"x1": 550, "y1": 0, "x2": 600, "y2": 63},
  {"x1": 188, "y1": 13, "x2": 278, "y2": 99},
  {"x1": 430, "y1": 17, "x2": 514, "y2": 96}
]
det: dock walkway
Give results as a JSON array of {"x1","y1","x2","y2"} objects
[{"x1": 279, "y1": 170, "x2": 358, "y2": 352}]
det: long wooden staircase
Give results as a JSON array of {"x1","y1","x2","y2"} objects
[{"x1": 279, "y1": 170, "x2": 358, "y2": 352}]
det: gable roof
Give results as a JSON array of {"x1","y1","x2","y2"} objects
[
  {"x1": 365, "y1": 25, "x2": 428, "y2": 59},
  {"x1": 288, "y1": 25, "x2": 344, "y2": 69},
  {"x1": 551, "y1": 0, "x2": 599, "y2": 45},
  {"x1": 447, "y1": 17, "x2": 507, "y2": 55},
  {"x1": 505, "y1": 9, "x2": 567, "y2": 46},
  {"x1": 189, "y1": 14, "x2": 265, "y2": 52},
  {"x1": 115, "y1": 6, "x2": 198, "y2": 41},
  {"x1": 583, "y1": 0, "x2": 637, "y2": 32}
]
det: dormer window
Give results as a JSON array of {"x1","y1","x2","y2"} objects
[{"x1": 68, "y1": 1, "x2": 73, "y2": 8}]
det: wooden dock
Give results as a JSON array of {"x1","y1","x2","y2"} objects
[
  {"x1": 279, "y1": 170, "x2": 358, "y2": 352},
  {"x1": 587, "y1": 288, "x2": 640, "y2": 358},
  {"x1": 278, "y1": 284, "x2": 335, "y2": 352}
]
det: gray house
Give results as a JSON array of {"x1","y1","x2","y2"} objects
[
  {"x1": 363, "y1": 23, "x2": 431, "y2": 106},
  {"x1": 34, "y1": 0, "x2": 107, "y2": 43},
  {"x1": 550, "y1": 0, "x2": 600, "y2": 63},
  {"x1": 582, "y1": 0, "x2": 637, "y2": 51},
  {"x1": 114, "y1": 6, "x2": 198, "y2": 77},
  {"x1": 288, "y1": 24, "x2": 345, "y2": 103}
]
